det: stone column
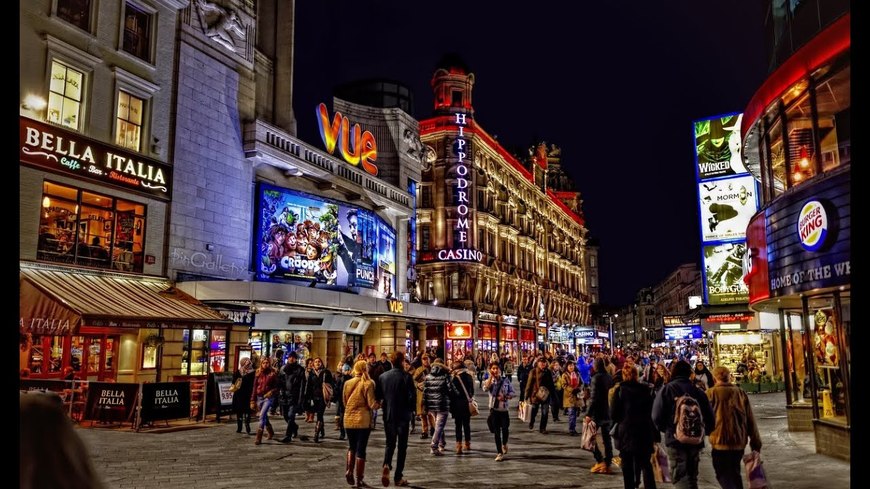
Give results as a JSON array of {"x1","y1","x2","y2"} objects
[
  {"x1": 327, "y1": 331, "x2": 344, "y2": 371},
  {"x1": 312, "y1": 331, "x2": 328, "y2": 364}
]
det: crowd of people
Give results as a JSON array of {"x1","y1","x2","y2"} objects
[{"x1": 230, "y1": 346, "x2": 763, "y2": 488}]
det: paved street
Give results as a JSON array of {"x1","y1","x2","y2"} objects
[{"x1": 77, "y1": 382, "x2": 849, "y2": 489}]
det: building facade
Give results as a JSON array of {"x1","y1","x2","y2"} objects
[
  {"x1": 741, "y1": 2, "x2": 850, "y2": 460},
  {"x1": 169, "y1": 1, "x2": 468, "y2": 375},
  {"x1": 416, "y1": 56, "x2": 590, "y2": 363},
  {"x1": 19, "y1": 0, "x2": 231, "y2": 383}
]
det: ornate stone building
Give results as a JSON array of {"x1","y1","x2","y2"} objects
[{"x1": 416, "y1": 56, "x2": 590, "y2": 361}]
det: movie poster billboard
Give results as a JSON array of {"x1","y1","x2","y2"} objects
[
  {"x1": 698, "y1": 174, "x2": 759, "y2": 242},
  {"x1": 255, "y1": 183, "x2": 396, "y2": 296},
  {"x1": 703, "y1": 242, "x2": 750, "y2": 305},
  {"x1": 694, "y1": 113, "x2": 746, "y2": 180}
]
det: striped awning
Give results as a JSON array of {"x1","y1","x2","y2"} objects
[{"x1": 20, "y1": 262, "x2": 230, "y2": 334}]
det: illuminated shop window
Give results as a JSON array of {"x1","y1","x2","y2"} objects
[
  {"x1": 122, "y1": 2, "x2": 152, "y2": 62},
  {"x1": 116, "y1": 90, "x2": 144, "y2": 151},
  {"x1": 814, "y1": 65, "x2": 850, "y2": 170},
  {"x1": 56, "y1": 0, "x2": 91, "y2": 32},
  {"x1": 37, "y1": 181, "x2": 146, "y2": 272},
  {"x1": 47, "y1": 61, "x2": 83, "y2": 130}
]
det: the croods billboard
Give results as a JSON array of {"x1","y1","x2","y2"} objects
[{"x1": 254, "y1": 183, "x2": 396, "y2": 295}]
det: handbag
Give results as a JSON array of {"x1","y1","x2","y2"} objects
[
  {"x1": 580, "y1": 417, "x2": 599, "y2": 451},
  {"x1": 457, "y1": 374, "x2": 479, "y2": 416},
  {"x1": 518, "y1": 400, "x2": 531, "y2": 422},
  {"x1": 743, "y1": 450, "x2": 771, "y2": 489},
  {"x1": 229, "y1": 378, "x2": 242, "y2": 393},
  {"x1": 651, "y1": 443, "x2": 672, "y2": 483},
  {"x1": 535, "y1": 385, "x2": 550, "y2": 403}
]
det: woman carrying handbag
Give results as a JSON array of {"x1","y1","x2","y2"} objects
[
  {"x1": 448, "y1": 360, "x2": 476, "y2": 454},
  {"x1": 343, "y1": 360, "x2": 379, "y2": 487}
]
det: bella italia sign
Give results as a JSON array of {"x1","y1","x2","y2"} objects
[{"x1": 19, "y1": 116, "x2": 172, "y2": 200}]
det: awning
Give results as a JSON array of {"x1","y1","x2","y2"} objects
[{"x1": 20, "y1": 262, "x2": 231, "y2": 334}]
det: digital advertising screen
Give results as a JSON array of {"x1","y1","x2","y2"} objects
[
  {"x1": 664, "y1": 326, "x2": 704, "y2": 341},
  {"x1": 697, "y1": 174, "x2": 759, "y2": 242},
  {"x1": 703, "y1": 242, "x2": 750, "y2": 305},
  {"x1": 694, "y1": 113, "x2": 746, "y2": 180},
  {"x1": 255, "y1": 183, "x2": 396, "y2": 295}
]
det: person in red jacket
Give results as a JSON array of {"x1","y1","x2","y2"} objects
[{"x1": 250, "y1": 356, "x2": 279, "y2": 445}]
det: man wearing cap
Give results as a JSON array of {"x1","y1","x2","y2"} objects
[{"x1": 278, "y1": 351, "x2": 306, "y2": 443}]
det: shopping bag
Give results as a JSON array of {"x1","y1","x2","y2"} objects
[
  {"x1": 650, "y1": 443, "x2": 671, "y2": 483},
  {"x1": 743, "y1": 450, "x2": 771, "y2": 489},
  {"x1": 518, "y1": 401, "x2": 531, "y2": 423},
  {"x1": 580, "y1": 418, "x2": 598, "y2": 452}
]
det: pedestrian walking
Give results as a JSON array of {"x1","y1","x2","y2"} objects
[
  {"x1": 652, "y1": 360, "x2": 715, "y2": 489},
  {"x1": 560, "y1": 362, "x2": 582, "y2": 435},
  {"x1": 413, "y1": 355, "x2": 433, "y2": 439},
  {"x1": 277, "y1": 351, "x2": 305, "y2": 443},
  {"x1": 304, "y1": 357, "x2": 334, "y2": 442},
  {"x1": 611, "y1": 363, "x2": 657, "y2": 489},
  {"x1": 376, "y1": 351, "x2": 416, "y2": 487},
  {"x1": 250, "y1": 356, "x2": 279, "y2": 445},
  {"x1": 343, "y1": 360, "x2": 379, "y2": 487},
  {"x1": 423, "y1": 358, "x2": 452, "y2": 455},
  {"x1": 549, "y1": 360, "x2": 563, "y2": 422},
  {"x1": 483, "y1": 361, "x2": 515, "y2": 461},
  {"x1": 524, "y1": 357, "x2": 556, "y2": 434},
  {"x1": 448, "y1": 360, "x2": 475, "y2": 454},
  {"x1": 231, "y1": 357, "x2": 255, "y2": 435},
  {"x1": 334, "y1": 363, "x2": 353, "y2": 441},
  {"x1": 587, "y1": 358, "x2": 615, "y2": 474},
  {"x1": 707, "y1": 366, "x2": 762, "y2": 489}
]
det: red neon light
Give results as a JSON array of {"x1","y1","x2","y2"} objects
[{"x1": 742, "y1": 13, "x2": 850, "y2": 138}]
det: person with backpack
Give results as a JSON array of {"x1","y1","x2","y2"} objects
[
  {"x1": 652, "y1": 360, "x2": 715, "y2": 489},
  {"x1": 706, "y1": 366, "x2": 762, "y2": 489}
]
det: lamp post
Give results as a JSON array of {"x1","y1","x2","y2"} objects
[
  {"x1": 632, "y1": 304, "x2": 638, "y2": 345},
  {"x1": 608, "y1": 313, "x2": 618, "y2": 352}
]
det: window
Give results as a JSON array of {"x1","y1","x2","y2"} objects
[
  {"x1": 590, "y1": 274, "x2": 598, "y2": 288},
  {"x1": 48, "y1": 61, "x2": 84, "y2": 130},
  {"x1": 57, "y1": 0, "x2": 91, "y2": 31},
  {"x1": 450, "y1": 272, "x2": 460, "y2": 299},
  {"x1": 590, "y1": 255, "x2": 597, "y2": 268},
  {"x1": 116, "y1": 91, "x2": 144, "y2": 150},
  {"x1": 420, "y1": 224, "x2": 430, "y2": 251},
  {"x1": 181, "y1": 329, "x2": 209, "y2": 376},
  {"x1": 451, "y1": 90, "x2": 462, "y2": 106},
  {"x1": 421, "y1": 185, "x2": 432, "y2": 208},
  {"x1": 37, "y1": 181, "x2": 146, "y2": 272},
  {"x1": 122, "y1": 2, "x2": 152, "y2": 61}
]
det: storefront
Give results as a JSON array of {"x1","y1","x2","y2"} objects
[
  {"x1": 445, "y1": 322, "x2": 473, "y2": 364},
  {"x1": 519, "y1": 319, "x2": 536, "y2": 355},
  {"x1": 501, "y1": 325, "x2": 518, "y2": 361},
  {"x1": 475, "y1": 323, "x2": 497, "y2": 357},
  {"x1": 20, "y1": 262, "x2": 232, "y2": 382},
  {"x1": 740, "y1": 13, "x2": 851, "y2": 458},
  {"x1": 547, "y1": 325, "x2": 570, "y2": 354},
  {"x1": 536, "y1": 323, "x2": 547, "y2": 353}
]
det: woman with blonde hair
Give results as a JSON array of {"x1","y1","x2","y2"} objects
[
  {"x1": 343, "y1": 360, "x2": 379, "y2": 487},
  {"x1": 250, "y1": 356, "x2": 279, "y2": 445}
]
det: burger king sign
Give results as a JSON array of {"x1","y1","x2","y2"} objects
[{"x1": 797, "y1": 200, "x2": 829, "y2": 252}]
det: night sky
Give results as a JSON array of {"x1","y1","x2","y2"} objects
[{"x1": 292, "y1": 1, "x2": 768, "y2": 307}]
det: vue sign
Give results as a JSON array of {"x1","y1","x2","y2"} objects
[{"x1": 317, "y1": 103, "x2": 378, "y2": 176}]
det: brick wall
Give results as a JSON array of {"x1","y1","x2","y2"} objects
[
  {"x1": 786, "y1": 404, "x2": 814, "y2": 431},
  {"x1": 168, "y1": 42, "x2": 254, "y2": 280},
  {"x1": 813, "y1": 421, "x2": 850, "y2": 461}
]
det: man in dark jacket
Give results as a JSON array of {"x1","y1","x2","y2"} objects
[
  {"x1": 376, "y1": 351, "x2": 415, "y2": 487},
  {"x1": 652, "y1": 360, "x2": 715, "y2": 489},
  {"x1": 516, "y1": 355, "x2": 531, "y2": 402},
  {"x1": 586, "y1": 358, "x2": 614, "y2": 474},
  {"x1": 278, "y1": 352, "x2": 306, "y2": 443},
  {"x1": 423, "y1": 359, "x2": 453, "y2": 455},
  {"x1": 524, "y1": 357, "x2": 556, "y2": 434}
]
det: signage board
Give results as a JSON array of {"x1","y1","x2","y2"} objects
[
  {"x1": 317, "y1": 103, "x2": 378, "y2": 176},
  {"x1": 698, "y1": 174, "x2": 759, "y2": 242},
  {"x1": 139, "y1": 381, "x2": 192, "y2": 423},
  {"x1": 255, "y1": 183, "x2": 396, "y2": 296},
  {"x1": 693, "y1": 113, "x2": 746, "y2": 180},
  {"x1": 446, "y1": 322, "x2": 472, "y2": 339},
  {"x1": 664, "y1": 326, "x2": 703, "y2": 341},
  {"x1": 703, "y1": 242, "x2": 750, "y2": 304},
  {"x1": 83, "y1": 381, "x2": 139, "y2": 422},
  {"x1": 20, "y1": 117, "x2": 172, "y2": 200}
]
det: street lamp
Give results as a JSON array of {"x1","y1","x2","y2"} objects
[
  {"x1": 608, "y1": 313, "x2": 618, "y2": 352},
  {"x1": 632, "y1": 304, "x2": 638, "y2": 345}
]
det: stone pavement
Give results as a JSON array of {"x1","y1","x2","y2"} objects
[{"x1": 76, "y1": 381, "x2": 850, "y2": 489}]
